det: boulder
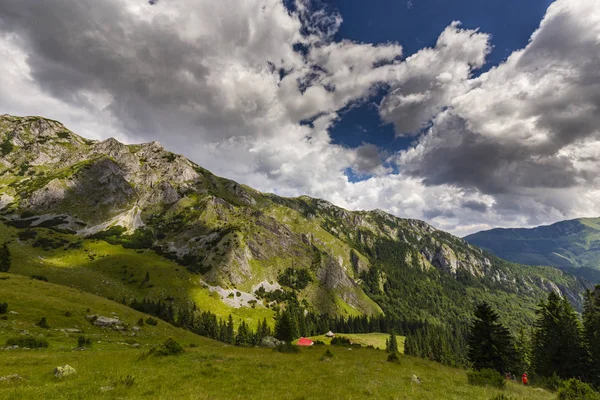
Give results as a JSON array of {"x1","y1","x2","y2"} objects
[
  {"x1": 63, "y1": 328, "x2": 83, "y2": 334},
  {"x1": 93, "y1": 316, "x2": 121, "y2": 327},
  {"x1": 259, "y1": 336, "x2": 283, "y2": 348},
  {"x1": 0, "y1": 374, "x2": 23, "y2": 383},
  {"x1": 54, "y1": 365, "x2": 76, "y2": 379},
  {"x1": 411, "y1": 374, "x2": 421, "y2": 384}
]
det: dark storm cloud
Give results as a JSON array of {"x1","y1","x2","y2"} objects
[{"x1": 461, "y1": 200, "x2": 487, "y2": 213}]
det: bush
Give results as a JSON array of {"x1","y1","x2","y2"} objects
[
  {"x1": 145, "y1": 317, "x2": 158, "y2": 326},
  {"x1": 557, "y1": 379, "x2": 600, "y2": 400},
  {"x1": 387, "y1": 352, "x2": 401, "y2": 364},
  {"x1": 31, "y1": 275, "x2": 48, "y2": 282},
  {"x1": 467, "y1": 369, "x2": 506, "y2": 389},
  {"x1": 6, "y1": 336, "x2": 49, "y2": 348},
  {"x1": 37, "y1": 317, "x2": 50, "y2": 329},
  {"x1": 0, "y1": 302, "x2": 7, "y2": 314},
  {"x1": 320, "y1": 349, "x2": 334, "y2": 361},
  {"x1": 535, "y1": 373, "x2": 563, "y2": 392},
  {"x1": 136, "y1": 318, "x2": 144, "y2": 326},
  {"x1": 490, "y1": 395, "x2": 514, "y2": 400},
  {"x1": 330, "y1": 336, "x2": 352, "y2": 346},
  {"x1": 274, "y1": 342, "x2": 299, "y2": 353},
  {"x1": 147, "y1": 338, "x2": 184, "y2": 357},
  {"x1": 77, "y1": 336, "x2": 92, "y2": 348}
]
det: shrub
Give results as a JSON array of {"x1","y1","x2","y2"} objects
[
  {"x1": 115, "y1": 374, "x2": 136, "y2": 387},
  {"x1": 37, "y1": 317, "x2": 50, "y2": 329},
  {"x1": 330, "y1": 336, "x2": 352, "y2": 346},
  {"x1": 274, "y1": 342, "x2": 299, "y2": 353},
  {"x1": 467, "y1": 369, "x2": 506, "y2": 389},
  {"x1": 136, "y1": 318, "x2": 145, "y2": 326},
  {"x1": 557, "y1": 379, "x2": 600, "y2": 400},
  {"x1": 313, "y1": 340, "x2": 326, "y2": 346},
  {"x1": 387, "y1": 352, "x2": 401, "y2": 364},
  {"x1": 0, "y1": 302, "x2": 7, "y2": 314},
  {"x1": 77, "y1": 336, "x2": 92, "y2": 348},
  {"x1": 31, "y1": 275, "x2": 48, "y2": 282},
  {"x1": 148, "y1": 338, "x2": 184, "y2": 357},
  {"x1": 145, "y1": 317, "x2": 158, "y2": 326},
  {"x1": 535, "y1": 373, "x2": 563, "y2": 392},
  {"x1": 490, "y1": 395, "x2": 515, "y2": 400},
  {"x1": 64, "y1": 311, "x2": 72, "y2": 317},
  {"x1": 320, "y1": 349, "x2": 334, "y2": 361},
  {"x1": 6, "y1": 336, "x2": 49, "y2": 348}
]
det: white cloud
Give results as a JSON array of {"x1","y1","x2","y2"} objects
[{"x1": 0, "y1": 0, "x2": 599, "y2": 236}]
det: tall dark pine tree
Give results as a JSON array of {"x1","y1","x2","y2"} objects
[
  {"x1": 387, "y1": 331, "x2": 399, "y2": 353},
  {"x1": 0, "y1": 242, "x2": 10, "y2": 272},
  {"x1": 532, "y1": 291, "x2": 585, "y2": 379},
  {"x1": 468, "y1": 302, "x2": 515, "y2": 373},
  {"x1": 274, "y1": 309, "x2": 298, "y2": 342},
  {"x1": 583, "y1": 286, "x2": 600, "y2": 386}
]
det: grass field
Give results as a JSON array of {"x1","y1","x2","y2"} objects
[
  {"x1": 306, "y1": 332, "x2": 399, "y2": 351},
  {"x1": 0, "y1": 274, "x2": 555, "y2": 399}
]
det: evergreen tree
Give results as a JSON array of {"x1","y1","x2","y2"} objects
[
  {"x1": 274, "y1": 309, "x2": 298, "y2": 342},
  {"x1": 0, "y1": 242, "x2": 10, "y2": 272},
  {"x1": 225, "y1": 315, "x2": 235, "y2": 344},
  {"x1": 387, "y1": 331, "x2": 399, "y2": 353},
  {"x1": 468, "y1": 302, "x2": 515, "y2": 373},
  {"x1": 583, "y1": 286, "x2": 600, "y2": 386},
  {"x1": 532, "y1": 292, "x2": 585, "y2": 379}
]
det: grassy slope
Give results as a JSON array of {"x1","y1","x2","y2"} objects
[
  {"x1": 0, "y1": 222, "x2": 274, "y2": 329},
  {"x1": 0, "y1": 275, "x2": 552, "y2": 400},
  {"x1": 306, "y1": 333, "x2": 398, "y2": 351}
]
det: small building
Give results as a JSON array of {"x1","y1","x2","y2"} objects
[
  {"x1": 297, "y1": 337, "x2": 314, "y2": 346},
  {"x1": 325, "y1": 331, "x2": 335, "y2": 338}
]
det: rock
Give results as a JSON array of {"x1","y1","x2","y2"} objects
[
  {"x1": 131, "y1": 343, "x2": 141, "y2": 348},
  {"x1": 411, "y1": 374, "x2": 421, "y2": 384},
  {"x1": 259, "y1": 336, "x2": 283, "y2": 348},
  {"x1": 63, "y1": 328, "x2": 83, "y2": 334},
  {"x1": 85, "y1": 315, "x2": 98, "y2": 321},
  {"x1": 0, "y1": 374, "x2": 23, "y2": 383},
  {"x1": 100, "y1": 386, "x2": 114, "y2": 392},
  {"x1": 132, "y1": 326, "x2": 141, "y2": 331},
  {"x1": 93, "y1": 316, "x2": 121, "y2": 327},
  {"x1": 53, "y1": 365, "x2": 77, "y2": 379},
  {"x1": 8, "y1": 311, "x2": 18, "y2": 315}
]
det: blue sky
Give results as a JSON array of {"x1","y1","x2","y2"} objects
[
  {"x1": 2, "y1": 0, "x2": 599, "y2": 235},
  {"x1": 323, "y1": 0, "x2": 553, "y2": 181}
]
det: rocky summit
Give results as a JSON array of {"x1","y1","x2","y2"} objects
[{"x1": 0, "y1": 115, "x2": 589, "y2": 326}]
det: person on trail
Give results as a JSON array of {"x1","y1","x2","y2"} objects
[{"x1": 522, "y1": 373, "x2": 528, "y2": 385}]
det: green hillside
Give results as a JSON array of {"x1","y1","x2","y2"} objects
[
  {"x1": 465, "y1": 218, "x2": 600, "y2": 280},
  {"x1": 0, "y1": 275, "x2": 553, "y2": 400}
]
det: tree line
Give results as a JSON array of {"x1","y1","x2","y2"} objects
[{"x1": 465, "y1": 286, "x2": 600, "y2": 389}]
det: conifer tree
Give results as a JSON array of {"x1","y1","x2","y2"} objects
[
  {"x1": 468, "y1": 302, "x2": 515, "y2": 373},
  {"x1": 225, "y1": 314, "x2": 235, "y2": 344},
  {"x1": 274, "y1": 309, "x2": 298, "y2": 342},
  {"x1": 583, "y1": 286, "x2": 600, "y2": 385},
  {"x1": 0, "y1": 242, "x2": 10, "y2": 272},
  {"x1": 532, "y1": 292, "x2": 585, "y2": 379},
  {"x1": 387, "y1": 331, "x2": 399, "y2": 353}
]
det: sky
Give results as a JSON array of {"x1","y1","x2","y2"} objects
[{"x1": 0, "y1": 0, "x2": 599, "y2": 236}]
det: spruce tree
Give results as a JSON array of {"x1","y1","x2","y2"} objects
[
  {"x1": 532, "y1": 292, "x2": 585, "y2": 379},
  {"x1": 226, "y1": 315, "x2": 235, "y2": 344},
  {"x1": 0, "y1": 242, "x2": 10, "y2": 272},
  {"x1": 583, "y1": 286, "x2": 600, "y2": 386},
  {"x1": 274, "y1": 309, "x2": 298, "y2": 342},
  {"x1": 387, "y1": 331, "x2": 399, "y2": 353},
  {"x1": 468, "y1": 302, "x2": 515, "y2": 373}
]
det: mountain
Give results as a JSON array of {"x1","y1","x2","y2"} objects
[
  {"x1": 0, "y1": 114, "x2": 590, "y2": 331},
  {"x1": 465, "y1": 218, "x2": 600, "y2": 281}
]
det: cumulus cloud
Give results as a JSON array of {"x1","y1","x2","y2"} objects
[{"x1": 0, "y1": 0, "x2": 599, "y2": 236}]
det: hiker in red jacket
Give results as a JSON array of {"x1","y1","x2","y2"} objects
[{"x1": 522, "y1": 373, "x2": 528, "y2": 385}]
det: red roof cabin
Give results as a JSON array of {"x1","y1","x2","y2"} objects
[{"x1": 297, "y1": 337, "x2": 314, "y2": 346}]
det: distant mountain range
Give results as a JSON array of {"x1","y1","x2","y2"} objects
[
  {"x1": 465, "y1": 218, "x2": 600, "y2": 282},
  {"x1": 0, "y1": 114, "x2": 590, "y2": 330}
]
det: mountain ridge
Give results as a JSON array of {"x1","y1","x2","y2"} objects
[
  {"x1": 0, "y1": 114, "x2": 591, "y2": 330},
  {"x1": 465, "y1": 217, "x2": 600, "y2": 280}
]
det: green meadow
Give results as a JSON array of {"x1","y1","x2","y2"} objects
[{"x1": 0, "y1": 274, "x2": 553, "y2": 399}]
